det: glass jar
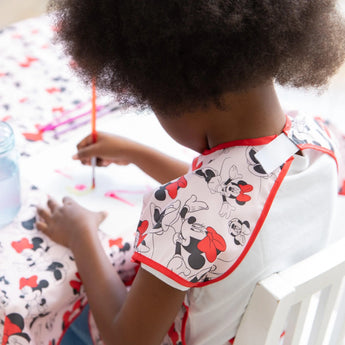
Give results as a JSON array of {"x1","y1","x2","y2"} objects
[{"x1": 0, "y1": 122, "x2": 21, "y2": 228}]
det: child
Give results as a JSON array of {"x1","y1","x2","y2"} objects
[{"x1": 36, "y1": 1, "x2": 345, "y2": 344}]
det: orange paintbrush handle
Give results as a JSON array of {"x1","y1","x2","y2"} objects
[{"x1": 91, "y1": 78, "x2": 97, "y2": 143}]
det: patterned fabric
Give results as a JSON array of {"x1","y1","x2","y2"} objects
[
  {"x1": 0, "y1": 15, "x2": 116, "y2": 158},
  {"x1": 284, "y1": 113, "x2": 345, "y2": 194},
  {"x1": 0, "y1": 182, "x2": 138, "y2": 345},
  {"x1": 0, "y1": 15, "x2": 136, "y2": 345},
  {"x1": 133, "y1": 112, "x2": 342, "y2": 345}
]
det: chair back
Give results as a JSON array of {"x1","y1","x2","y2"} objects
[{"x1": 234, "y1": 237, "x2": 345, "y2": 345}]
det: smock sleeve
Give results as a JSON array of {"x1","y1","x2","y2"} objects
[
  {"x1": 132, "y1": 173, "x2": 233, "y2": 290},
  {"x1": 131, "y1": 144, "x2": 291, "y2": 290}
]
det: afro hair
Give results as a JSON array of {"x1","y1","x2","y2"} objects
[{"x1": 49, "y1": 0, "x2": 345, "y2": 115}]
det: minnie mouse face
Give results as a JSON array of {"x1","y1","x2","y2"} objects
[
  {"x1": 195, "y1": 160, "x2": 253, "y2": 218},
  {"x1": 228, "y1": 218, "x2": 251, "y2": 246},
  {"x1": 223, "y1": 182, "x2": 241, "y2": 198},
  {"x1": 222, "y1": 180, "x2": 253, "y2": 206},
  {"x1": 11, "y1": 237, "x2": 50, "y2": 268},
  {"x1": 0, "y1": 313, "x2": 30, "y2": 345}
]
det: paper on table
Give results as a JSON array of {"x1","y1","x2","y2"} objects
[{"x1": 21, "y1": 141, "x2": 158, "y2": 235}]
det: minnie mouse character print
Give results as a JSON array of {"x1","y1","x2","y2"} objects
[
  {"x1": 286, "y1": 114, "x2": 334, "y2": 152},
  {"x1": 228, "y1": 218, "x2": 251, "y2": 246},
  {"x1": 137, "y1": 194, "x2": 228, "y2": 283},
  {"x1": 167, "y1": 195, "x2": 211, "y2": 279},
  {"x1": 154, "y1": 176, "x2": 187, "y2": 201},
  {"x1": 195, "y1": 158, "x2": 253, "y2": 218},
  {"x1": 135, "y1": 200, "x2": 181, "y2": 255},
  {"x1": 19, "y1": 275, "x2": 49, "y2": 319},
  {"x1": 11, "y1": 237, "x2": 50, "y2": 269},
  {"x1": 0, "y1": 313, "x2": 31, "y2": 345}
]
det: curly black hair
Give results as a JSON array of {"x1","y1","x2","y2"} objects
[{"x1": 49, "y1": 0, "x2": 345, "y2": 115}]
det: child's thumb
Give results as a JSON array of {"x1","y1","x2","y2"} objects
[
  {"x1": 97, "y1": 210, "x2": 108, "y2": 224},
  {"x1": 73, "y1": 146, "x2": 95, "y2": 160}
]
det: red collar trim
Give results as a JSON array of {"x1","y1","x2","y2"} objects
[{"x1": 202, "y1": 115, "x2": 290, "y2": 156}]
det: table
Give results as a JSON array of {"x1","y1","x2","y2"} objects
[{"x1": 0, "y1": 14, "x2": 195, "y2": 345}]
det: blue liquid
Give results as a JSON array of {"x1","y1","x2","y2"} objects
[{"x1": 0, "y1": 157, "x2": 21, "y2": 228}]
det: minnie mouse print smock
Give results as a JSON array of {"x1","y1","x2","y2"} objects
[{"x1": 133, "y1": 112, "x2": 345, "y2": 345}]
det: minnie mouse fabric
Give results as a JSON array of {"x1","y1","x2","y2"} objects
[
  {"x1": 0, "y1": 14, "x2": 130, "y2": 345},
  {"x1": 0, "y1": 181, "x2": 138, "y2": 345}
]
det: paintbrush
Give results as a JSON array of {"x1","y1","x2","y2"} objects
[{"x1": 91, "y1": 79, "x2": 97, "y2": 189}]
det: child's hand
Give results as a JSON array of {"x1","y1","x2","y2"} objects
[
  {"x1": 72, "y1": 132, "x2": 137, "y2": 167},
  {"x1": 74, "y1": 131, "x2": 189, "y2": 184},
  {"x1": 36, "y1": 197, "x2": 107, "y2": 249}
]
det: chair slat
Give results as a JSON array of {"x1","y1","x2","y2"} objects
[
  {"x1": 308, "y1": 280, "x2": 342, "y2": 345},
  {"x1": 284, "y1": 297, "x2": 311, "y2": 345},
  {"x1": 329, "y1": 279, "x2": 345, "y2": 345}
]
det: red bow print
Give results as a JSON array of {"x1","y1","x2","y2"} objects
[
  {"x1": 2, "y1": 316, "x2": 23, "y2": 345},
  {"x1": 45, "y1": 87, "x2": 61, "y2": 94},
  {"x1": 70, "y1": 273, "x2": 83, "y2": 293},
  {"x1": 137, "y1": 220, "x2": 149, "y2": 246},
  {"x1": 166, "y1": 176, "x2": 187, "y2": 199},
  {"x1": 192, "y1": 157, "x2": 203, "y2": 171},
  {"x1": 19, "y1": 56, "x2": 38, "y2": 68},
  {"x1": 11, "y1": 238, "x2": 33, "y2": 253},
  {"x1": 70, "y1": 280, "x2": 82, "y2": 293},
  {"x1": 109, "y1": 237, "x2": 124, "y2": 249},
  {"x1": 168, "y1": 323, "x2": 179, "y2": 345},
  {"x1": 197, "y1": 227, "x2": 226, "y2": 262},
  {"x1": 19, "y1": 275, "x2": 38, "y2": 289},
  {"x1": 236, "y1": 184, "x2": 253, "y2": 203}
]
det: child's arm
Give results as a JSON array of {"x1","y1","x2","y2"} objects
[
  {"x1": 36, "y1": 197, "x2": 186, "y2": 345},
  {"x1": 73, "y1": 132, "x2": 190, "y2": 184}
]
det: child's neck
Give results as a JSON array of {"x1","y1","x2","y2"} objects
[
  {"x1": 155, "y1": 82, "x2": 286, "y2": 153},
  {"x1": 204, "y1": 82, "x2": 286, "y2": 149}
]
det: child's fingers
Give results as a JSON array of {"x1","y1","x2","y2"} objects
[
  {"x1": 99, "y1": 210, "x2": 108, "y2": 223},
  {"x1": 74, "y1": 145, "x2": 97, "y2": 161},
  {"x1": 97, "y1": 158, "x2": 111, "y2": 166},
  {"x1": 36, "y1": 220, "x2": 48, "y2": 233},
  {"x1": 62, "y1": 196, "x2": 75, "y2": 206},
  {"x1": 36, "y1": 207, "x2": 51, "y2": 223},
  {"x1": 72, "y1": 154, "x2": 91, "y2": 166},
  {"x1": 47, "y1": 198, "x2": 60, "y2": 213},
  {"x1": 81, "y1": 158, "x2": 91, "y2": 165},
  {"x1": 76, "y1": 134, "x2": 93, "y2": 150}
]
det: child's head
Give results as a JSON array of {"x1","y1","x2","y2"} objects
[{"x1": 50, "y1": 0, "x2": 345, "y2": 116}]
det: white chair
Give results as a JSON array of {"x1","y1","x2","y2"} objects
[{"x1": 234, "y1": 237, "x2": 345, "y2": 345}]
